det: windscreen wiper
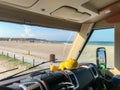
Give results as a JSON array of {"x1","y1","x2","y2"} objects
[
  {"x1": 0, "y1": 67, "x2": 18, "y2": 74},
  {"x1": 1, "y1": 60, "x2": 51, "y2": 81}
]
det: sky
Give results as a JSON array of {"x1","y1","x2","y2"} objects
[
  {"x1": 0, "y1": 22, "x2": 114, "y2": 42},
  {"x1": 89, "y1": 28, "x2": 114, "y2": 42},
  {"x1": 0, "y1": 22, "x2": 76, "y2": 41}
]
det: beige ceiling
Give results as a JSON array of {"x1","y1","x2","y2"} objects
[
  {"x1": 0, "y1": 0, "x2": 119, "y2": 31},
  {"x1": 0, "y1": 0, "x2": 99, "y2": 23},
  {"x1": 85, "y1": 0, "x2": 118, "y2": 9},
  {"x1": 0, "y1": 0, "x2": 39, "y2": 8}
]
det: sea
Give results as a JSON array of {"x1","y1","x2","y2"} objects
[
  {"x1": 87, "y1": 41, "x2": 114, "y2": 46},
  {"x1": 27, "y1": 40, "x2": 114, "y2": 46},
  {"x1": 54, "y1": 41, "x2": 114, "y2": 46}
]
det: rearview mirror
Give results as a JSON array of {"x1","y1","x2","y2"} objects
[{"x1": 96, "y1": 47, "x2": 107, "y2": 69}]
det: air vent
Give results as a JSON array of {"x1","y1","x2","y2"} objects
[
  {"x1": 65, "y1": 70, "x2": 79, "y2": 89},
  {"x1": 89, "y1": 65, "x2": 98, "y2": 79}
]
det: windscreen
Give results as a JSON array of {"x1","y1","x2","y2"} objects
[
  {"x1": 78, "y1": 28, "x2": 114, "y2": 68},
  {"x1": 0, "y1": 22, "x2": 76, "y2": 79}
]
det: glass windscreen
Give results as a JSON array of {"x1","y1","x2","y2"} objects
[
  {"x1": 78, "y1": 28, "x2": 114, "y2": 68},
  {"x1": 0, "y1": 22, "x2": 76, "y2": 79}
]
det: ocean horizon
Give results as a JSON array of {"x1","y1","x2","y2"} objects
[
  {"x1": 49, "y1": 41, "x2": 114, "y2": 46},
  {"x1": 1, "y1": 39, "x2": 114, "y2": 46},
  {"x1": 87, "y1": 41, "x2": 114, "y2": 46},
  {"x1": 43, "y1": 41, "x2": 114, "y2": 46}
]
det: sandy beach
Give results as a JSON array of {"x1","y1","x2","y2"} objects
[
  {"x1": 0, "y1": 41, "x2": 72, "y2": 79},
  {"x1": 79, "y1": 45, "x2": 114, "y2": 68},
  {"x1": 0, "y1": 41, "x2": 114, "y2": 79},
  {"x1": 0, "y1": 41, "x2": 71, "y2": 61}
]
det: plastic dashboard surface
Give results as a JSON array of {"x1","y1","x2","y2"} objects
[{"x1": 0, "y1": 64, "x2": 99, "y2": 90}]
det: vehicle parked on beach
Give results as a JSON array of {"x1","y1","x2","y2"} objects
[{"x1": 0, "y1": 0, "x2": 119, "y2": 90}]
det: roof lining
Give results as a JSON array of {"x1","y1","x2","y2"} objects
[{"x1": 0, "y1": 4, "x2": 81, "y2": 32}]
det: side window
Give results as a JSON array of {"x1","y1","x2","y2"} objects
[{"x1": 78, "y1": 28, "x2": 114, "y2": 68}]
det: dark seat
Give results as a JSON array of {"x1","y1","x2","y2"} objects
[{"x1": 111, "y1": 75, "x2": 120, "y2": 90}]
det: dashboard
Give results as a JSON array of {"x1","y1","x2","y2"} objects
[{"x1": 0, "y1": 63, "x2": 99, "y2": 90}]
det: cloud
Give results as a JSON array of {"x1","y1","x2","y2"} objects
[{"x1": 21, "y1": 25, "x2": 35, "y2": 38}]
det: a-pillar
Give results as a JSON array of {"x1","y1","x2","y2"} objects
[
  {"x1": 67, "y1": 23, "x2": 94, "y2": 60},
  {"x1": 115, "y1": 23, "x2": 120, "y2": 70}
]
